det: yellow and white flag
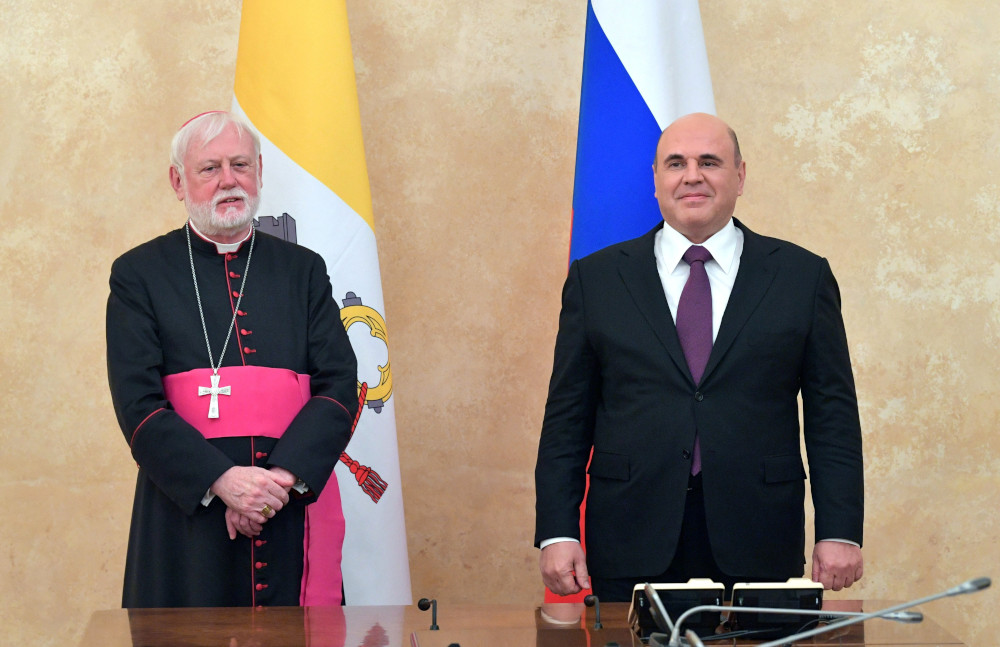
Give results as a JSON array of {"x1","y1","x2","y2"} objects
[{"x1": 233, "y1": 0, "x2": 411, "y2": 606}]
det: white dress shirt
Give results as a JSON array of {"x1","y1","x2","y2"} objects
[{"x1": 654, "y1": 218, "x2": 742, "y2": 339}]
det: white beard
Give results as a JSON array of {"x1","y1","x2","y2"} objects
[{"x1": 186, "y1": 187, "x2": 260, "y2": 238}]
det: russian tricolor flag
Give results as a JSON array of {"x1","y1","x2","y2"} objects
[
  {"x1": 546, "y1": 0, "x2": 716, "y2": 603},
  {"x1": 570, "y1": 0, "x2": 716, "y2": 263}
]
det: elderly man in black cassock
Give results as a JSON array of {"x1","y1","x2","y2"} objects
[{"x1": 107, "y1": 111, "x2": 359, "y2": 607}]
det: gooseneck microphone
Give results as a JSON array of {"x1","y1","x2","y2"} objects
[
  {"x1": 665, "y1": 604, "x2": 922, "y2": 646},
  {"x1": 583, "y1": 594, "x2": 603, "y2": 629},
  {"x1": 750, "y1": 576, "x2": 991, "y2": 647},
  {"x1": 417, "y1": 597, "x2": 439, "y2": 630}
]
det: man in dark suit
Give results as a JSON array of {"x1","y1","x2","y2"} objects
[{"x1": 535, "y1": 113, "x2": 864, "y2": 602}]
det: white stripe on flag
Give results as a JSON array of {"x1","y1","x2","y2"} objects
[
  {"x1": 232, "y1": 97, "x2": 412, "y2": 606},
  {"x1": 592, "y1": 0, "x2": 715, "y2": 126}
]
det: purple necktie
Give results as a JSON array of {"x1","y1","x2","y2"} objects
[{"x1": 676, "y1": 245, "x2": 713, "y2": 475}]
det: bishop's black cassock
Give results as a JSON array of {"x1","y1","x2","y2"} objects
[{"x1": 107, "y1": 225, "x2": 359, "y2": 608}]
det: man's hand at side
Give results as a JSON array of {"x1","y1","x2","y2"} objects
[
  {"x1": 540, "y1": 541, "x2": 591, "y2": 597},
  {"x1": 812, "y1": 540, "x2": 863, "y2": 591}
]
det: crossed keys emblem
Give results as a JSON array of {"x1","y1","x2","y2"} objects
[{"x1": 338, "y1": 292, "x2": 393, "y2": 503}]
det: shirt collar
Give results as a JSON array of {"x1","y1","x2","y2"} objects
[
  {"x1": 658, "y1": 218, "x2": 739, "y2": 275},
  {"x1": 187, "y1": 219, "x2": 253, "y2": 254}
]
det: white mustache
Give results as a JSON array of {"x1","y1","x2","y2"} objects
[{"x1": 213, "y1": 188, "x2": 250, "y2": 207}]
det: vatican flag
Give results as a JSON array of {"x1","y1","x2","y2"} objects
[{"x1": 233, "y1": 0, "x2": 412, "y2": 606}]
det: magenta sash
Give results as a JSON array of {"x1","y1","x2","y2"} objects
[
  {"x1": 162, "y1": 366, "x2": 311, "y2": 437},
  {"x1": 162, "y1": 366, "x2": 345, "y2": 605}
]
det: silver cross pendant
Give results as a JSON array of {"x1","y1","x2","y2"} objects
[{"x1": 197, "y1": 372, "x2": 231, "y2": 419}]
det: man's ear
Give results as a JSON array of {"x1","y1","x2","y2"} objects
[{"x1": 169, "y1": 166, "x2": 185, "y2": 201}]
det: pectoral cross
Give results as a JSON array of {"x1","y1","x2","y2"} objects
[{"x1": 198, "y1": 372, "x2": 231, "y2": 419}]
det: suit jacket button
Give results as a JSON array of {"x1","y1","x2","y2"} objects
[
  {"x1": 682, "y1": 450, "x2": 692, "y2": 459},
  {"x1": 694, "y1": 392, "x2": 704, "y2": 402}
]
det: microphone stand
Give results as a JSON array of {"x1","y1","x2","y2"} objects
[
  {"x1": 663, "y1": 577, "x2": 992, "y2": 647},
  {"x1": 583, "y1": 595, "x2": 603, "y2": 629},
  {"x1": 417, "y1": 598, "x2": 439, "y2": 631},
  {"x1": 752, "y1": 577, "x2": 991, "y2": 647},
  {"x1": 664, "y1": 605, "x2": 922, "y2": 647}
]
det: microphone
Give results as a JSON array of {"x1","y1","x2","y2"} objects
[
  {"x1": 583, "y1": 594, "x2": 603, "y2": 629},
  {"x1": 666, "y1": 604, "x2": 922, "y2": 646},
  {"x1": 749, "y1": 576, "x2": 991, "y2": 647},
  {"x1": 417, "y1": 597, "x2": 439, "y2": 630},
  {"x1": 946, "y1": 576, "x2": 991, "y2": 595}
]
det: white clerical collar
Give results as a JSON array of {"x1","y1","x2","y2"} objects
[
  {"x1": 658, "y1": 218, "x2": 740, "y2": 275},
  {"x1": 187, "y1": 219, "x2": 253, "y2": 254}
]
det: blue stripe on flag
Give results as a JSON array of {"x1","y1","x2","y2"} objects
[{"x1": 569, "y1": 1, "x2": 664, "y2": 263}]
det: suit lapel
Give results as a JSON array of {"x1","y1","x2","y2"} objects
[
  {"x1": 702, "y1": 219, "x2": 779, "y2": 382},
  {"x1": 616, "y1": 220, "x2": 781, "y2": 386},
  {"x1": 617, "y1": 224, "x2": 694, "y2": 382}
]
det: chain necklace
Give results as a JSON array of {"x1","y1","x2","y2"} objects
[{"x1": 185, "y1": 221, "x2": 256, "y2": 418}]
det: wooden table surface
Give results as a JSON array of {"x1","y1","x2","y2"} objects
[{"x1": 78, "y1": 600, "x2": 966, "y2": 647}]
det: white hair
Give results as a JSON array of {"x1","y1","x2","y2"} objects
[{"x1": 170, "y1": 111, "x2": 261, "y2": 172}]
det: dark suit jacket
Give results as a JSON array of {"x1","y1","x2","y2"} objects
[{"x1": 534, "y1": 219, "x2": 863, "y2": 580}]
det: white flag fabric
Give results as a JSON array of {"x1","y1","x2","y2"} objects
[{"x1": 233, "y1": 0, "x2": 411, "y2": 607}]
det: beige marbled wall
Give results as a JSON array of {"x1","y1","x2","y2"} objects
[{"x1": 1, "y1": 1, "x2": 997, "y2": 645}]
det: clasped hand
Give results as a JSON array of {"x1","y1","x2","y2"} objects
[{"x1": 211, "y1": 465, "x2": 298, "y2": 539}]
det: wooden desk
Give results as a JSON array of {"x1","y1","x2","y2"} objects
[{"x1": 78, "y1": 601, "x2": 966, "y2": 647}]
